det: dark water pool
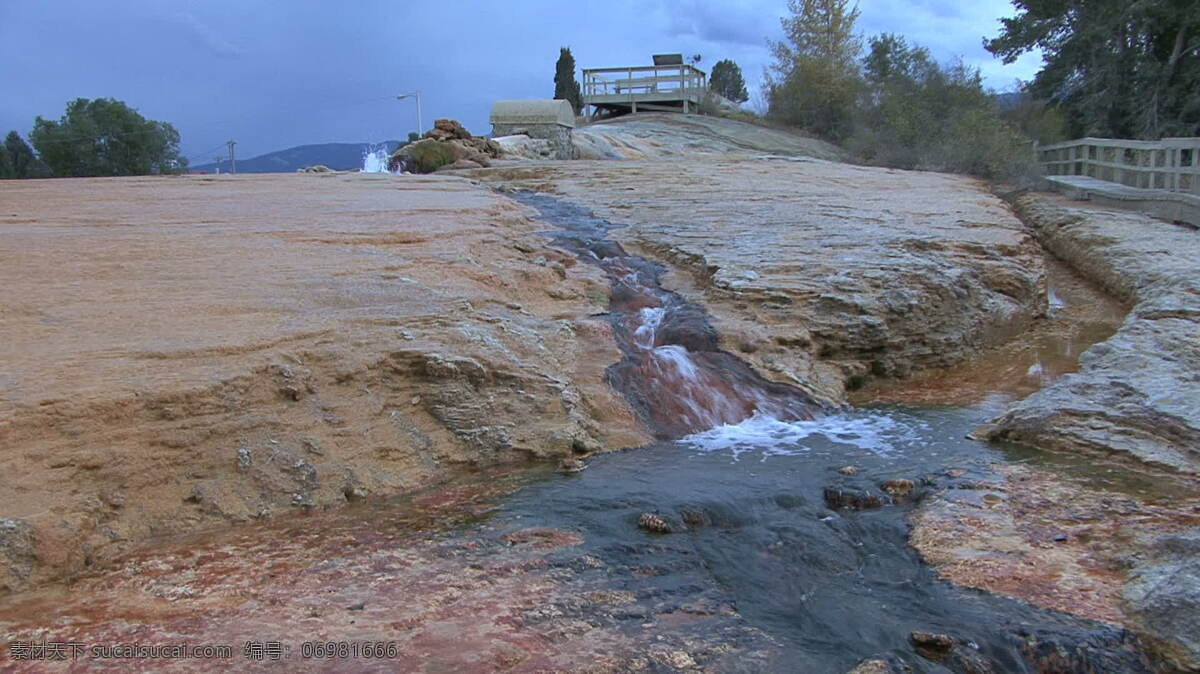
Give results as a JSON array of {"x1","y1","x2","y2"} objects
[{"x1": 492, "y1": 402, "x2": 1151, "y2": 672}]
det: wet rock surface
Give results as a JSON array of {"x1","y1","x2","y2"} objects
[
  {"x1": 0, "y1": 469, "x2": 780, "y2": 672},
  {"x1": 0, "y1": 173, "x2": 647, "y2": 593},
  {"x1": 910, "y1": 458, "x2": 1200, "y2": 667},
  {"x1": 470, "y1": 157, "x2": 1047, "y2": 404},
  {"x1": 1124, "y1": 528, "x2": 1200, "y2": 670},
  {"x1": 973, "y1": 193, "x2": 1200, "y2": 475}
]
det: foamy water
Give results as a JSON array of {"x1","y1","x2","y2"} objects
[
  {"x1": 681, "y1": 412, "x2": 926, "y2": 459},
  {"x1": 360, "y1": 144, "x2": 392, "y2": 173}
]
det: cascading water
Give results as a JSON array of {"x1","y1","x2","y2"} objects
[
  {"x1": 360, "y1": 143, "x2": 393, "y2": 173},
  {"x1": 511, "y1": 192, "x2": 826, "y2": 439}
]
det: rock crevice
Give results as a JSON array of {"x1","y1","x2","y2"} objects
[{"x1": 972, "y1": 194, "x2": 1200, "y2": 475}]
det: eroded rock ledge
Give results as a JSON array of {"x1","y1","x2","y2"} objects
[
  {"x1": 475, "y1": 158, "x2": 1047, "y2": 403},
  {"x1": 972, "y1": 193, "x2": 1200, "y2": 475},
  {"x1": 0, "y1": 173, "x2": 648, "y2": 594}
]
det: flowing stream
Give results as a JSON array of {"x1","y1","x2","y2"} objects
[
  {"x1": 512, "y1": 192, "x2": 825, "y2": 439},
  {"x1": 497, "y1": 193, "x2": 1152, "y2": 671}
]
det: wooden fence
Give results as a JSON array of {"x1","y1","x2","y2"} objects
[{"x1": 1037, "y1": 137, "x2": 1200, "y2": 196}]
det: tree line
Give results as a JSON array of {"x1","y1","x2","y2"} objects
[
  {"x1": 2, "y1": 98, "x2": 185, "y2": 179},
  {"x1": 761, "y1": 0, "x2": 1196, "y2": 180}
]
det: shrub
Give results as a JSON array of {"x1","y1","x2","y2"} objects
[{"x1": 394, "y1": 140, "x2": 455, "y2": 174}]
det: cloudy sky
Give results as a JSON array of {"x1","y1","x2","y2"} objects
[{"x1": 1, "y1": 1, "x2": 1041, "y2": 162}]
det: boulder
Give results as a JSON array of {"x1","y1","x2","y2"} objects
[
  {"x1": 424, "y1": 118, "x2": 473, "y2": 141},
  {"x1": 392, "y1": 121, "x2": 503, "y2": 173},
  {"x1": 390, "y1": 139, "x2": 456, "y2": 174}
]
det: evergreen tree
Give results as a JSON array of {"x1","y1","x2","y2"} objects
[
  {"x1": 554, "y1": 47, "x2": 584, "y2": 114},
  {"x1": 766, "y1": 0, "x2": 864, "y2": 139},
  {"x1": 30, "y1": 98, "x2": 186, "y2": 177},
  {"x1": 5, "y1": 131, "x2": 37, "y2": 178},
  {"x1": 710, "y1": 59, "x2": 749, "y2": 103},
  {"x1": 0, "y1": 141, "x2": 13, "y2": 179},
  {"x1": 986, "y1": 0, "x2": 1200, "y2": 138}
]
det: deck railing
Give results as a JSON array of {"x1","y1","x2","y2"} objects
[
  {"x1": 582, "y1": 64, "x2": 706, "y2": 99},
  {"x1": 1037, "y1": 137, "x2": 1200, "y2": 196}
]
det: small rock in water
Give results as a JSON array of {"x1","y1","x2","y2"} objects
[
  {"x1": 637, "y1": 512, "x2": 673, "y2": 534},
  {"x1": 558, "y1": 458, "x2": 586, "y2": 474},
  {"x1": 881, "y1": 479, "x2": 917, "y2": 497},
  {"x1": 846, "y1": 658, "x2": 900, "y2": 674},
  {"x1": 910, "y1": 631, "x2": 954, "y2": 652},
  {"x1": 837, "y1": 466, "x2": 860, "y2": 476},
  {"x1": 680, "y1": 509, "x2": 709, "y2": 528},
  {"x1": 824, "y1": 487, "x2": 889, "y2": 510}
]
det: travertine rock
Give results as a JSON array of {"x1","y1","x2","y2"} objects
[
  {"x1": 972, "y1": 194, "x2": 1200, "y2": 474},
  {"x1": 475, "y1": 157, "x2": 1046, "y2": 403},
  {"x1": 0, "y1": 173, "x2": 648, "y2": 593},
  {"x1": 1124, "y1": 529, "x2": 1200, "y2": 671}
]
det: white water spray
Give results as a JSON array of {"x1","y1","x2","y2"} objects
[{"x1": 360, "y1": 143, "x2": 393, "y2": 173}]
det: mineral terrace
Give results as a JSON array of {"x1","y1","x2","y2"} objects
[{"x1": 2, "y1": 114, "x2": 1198, "y2": 670}]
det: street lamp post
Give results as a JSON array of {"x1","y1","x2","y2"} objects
[{"x1": 397, "y1": 91, "x2": 423, "y2": 138}]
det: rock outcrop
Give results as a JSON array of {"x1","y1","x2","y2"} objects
[
  {"x1": 493, "y1": 113, "x2": 845, "y2": 163},
  {"x1": 0, "y1": 173, "x2": 647, "y2": 593},
  {"x1": 473, "y1": 158, "x2": 1047, "y2": 402},
  {"x1": 389, "y1": 119, "x2": 503, "y2": 173},
  {"x1": 572, "y1": 113, "x2": 847, "y2": 161},
  {"x1": 972, "y1": 194, "x2": 1200, "y2": 475}
]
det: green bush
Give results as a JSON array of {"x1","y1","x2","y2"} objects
[
  {"x1": 845, "y1": 36, "x2": 1040, "y2": 182},
  {"x1": 400, "y1": 140, "x2": 455, "y2": 174}
]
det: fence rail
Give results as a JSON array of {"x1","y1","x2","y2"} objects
[
  {"x1": 582, "y1": 64, "x2": 707, "y2": 114},
  {"x1": 1037, "y1": 137, "x2": 1200, "y2": 196}
]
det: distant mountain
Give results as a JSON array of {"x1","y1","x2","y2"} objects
[{"x1": 191, "y1": 141, "x2": 403, "y2": 174}]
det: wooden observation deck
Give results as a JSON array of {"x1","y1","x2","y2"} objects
[{"x1": 582, "y1": 55, "x2": 707, "y2": 117}]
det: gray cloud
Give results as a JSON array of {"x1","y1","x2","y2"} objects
[{"x1": 0, "y1": 1, "x2": 1040, "y2": 164}]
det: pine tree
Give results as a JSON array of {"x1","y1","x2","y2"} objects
[
  {"x1": 4, "y1": 131, "x2": 37, "y2": 178},
  {"x1": 710, "y1": 59, "x2": 749, "y2": 103},
  {"x1": 0, "y1": 141, "x2": 13, "y2": 179},
  {"x1": 554, "y1": 47, "x2": 584, "y2": 114},
  {"x1": 986, "y1": 0, "x2": 1199, "y2": 138}
]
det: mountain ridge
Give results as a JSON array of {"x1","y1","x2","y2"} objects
[{"x1": 191, "y1": 141, "x2": 402, "y2": 173}]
